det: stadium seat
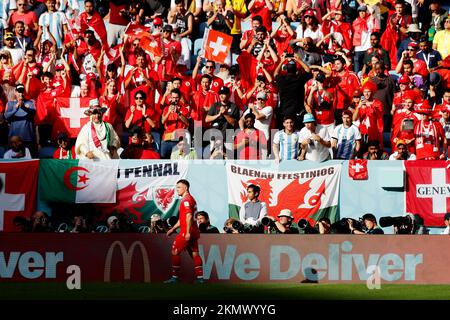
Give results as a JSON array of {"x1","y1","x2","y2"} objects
[
  {"x1": 38, "y1": 146, "x2": 57, "y2": 159},
  {"x1": 56, "y1": 223, "x2": 69, "y2": 233},
  {"x1": 95, "y1": 225, "x2": 108, "y2": 233},
  {"x1": 193, "y1": 38, "x2": 204, "y2": 56}
]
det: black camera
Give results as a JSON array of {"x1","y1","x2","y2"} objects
[
  {"x1": 261, "y1": 216, "x2": 274, "y2": 227},
  {"x1": 298, "y1": 219, "x2": 319, "y2": 234},
  {"x1": 330, "y1": 218, "x2": 364, "y2": 234},
  {"x1": 378, "y1": 215, "x2": 428, "y2": 234},
  {"x1": 285, "y1": 53, "x2": 294, "y2": 58}
]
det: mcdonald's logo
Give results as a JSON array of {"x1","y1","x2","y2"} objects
[{"x1": 104, "y1": 241, "x2": 151, "y2": 283}]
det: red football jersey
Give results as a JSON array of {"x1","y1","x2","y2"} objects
[{"x1": 179, "y1": 194, "x2": 199, "y2": 235}]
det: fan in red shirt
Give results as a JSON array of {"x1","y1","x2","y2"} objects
[
  {"x1": 414, "y1": 100, "x2": 447, "y2": 160},
  {"x1": 52, "y1": 132, "x2": 76, "y2": 159},
  {"x1": 192, "y1": 58, "x2": 224, "y2": 94},
  {"x1": 156, "y1": 24, "x2": 182, "y2": 82},
  {"x1": 191, "y1": 74, "x2": 219, "y2": 128},
  {"x1": 165, "y1": 179, "x2": 204, "y2": 284},
  {"x1": 234, "y1": 112, "x2": 267, "y2": 159},
  {"x1": 352, "y1": 80, "x2": 384, "y2": 146}
]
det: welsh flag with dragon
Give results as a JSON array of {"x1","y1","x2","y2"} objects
[
  {"x1": 226, "y1": 163, "x2": 342, "y2": 224},
  {"x1": 96, "y1": 161, "x2": 188, "y2": 223}
]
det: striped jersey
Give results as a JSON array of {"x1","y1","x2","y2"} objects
[
  {"x1": 273, "y1": 130, "x2": 300, "y2": 160},
  {"x1": 332, "y1": 124, "x2": 361, "y2": 159},
  {"x1": 38, "y1": 11, "x2": 68, "y2": 48}
]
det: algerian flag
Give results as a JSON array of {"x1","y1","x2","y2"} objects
[{"x1": 39, "y1": 159, "x2": 118, "y2": 203}]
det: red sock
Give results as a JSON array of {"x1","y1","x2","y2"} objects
[
  {"x1": 172, "y1": 254, "x2": 181, "y2": 277},
  {"x1": 193, "y1": 255, "x2": 203, "y2": 278}
]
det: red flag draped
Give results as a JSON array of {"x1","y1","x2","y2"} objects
[
  {"x1": 348, "y1": 159, "x2": 368, "y2": 180},
  {"x1": 237, "y1": 51, "x2": 257, "y2": 92},
  {"x1": 0, "y1": 161, "x2": 38, "y2": 232}
]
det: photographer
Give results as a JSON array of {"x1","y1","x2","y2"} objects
[
  {"x1": 380, "y1": 213, "x2": 429, "y2": 234},
  {"x1": 223, "y1": 218, "x2": 241, "y2": 234},
  {"x1": 349, "y1": 213, "x2": 384, "y2": 234},
  {"x1": 263, "y1": 209, "x2": 299, "y2": 234},
  {"x1": 196, "y1": 211, "x2": 219, "y2": 234},
  {"x1": 316, "y1": 217, "x2": 331, "y2": 234},
  {"x1": 149, "y1": 214, "x2": 169, "y2": 234},
  {"x1": 70, "y1": 215, "x2": 90, "y2": 233}
]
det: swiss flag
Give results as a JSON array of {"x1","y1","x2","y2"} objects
[
  {"x1": 348, "y1": 160, "x2": 368, "y2": 180},
  {"x1": 0, "y1": 161, "x2": 38, "y2": 232},
  {"x1": 405, "y1": 161, "x2": 450, "y2": 227},
  {"x1": 53, "y1": 97, "x2": 91, "y2": 138},
  {"x1": 204, "y1": 29, "x2": 232, "y2": 64},
  {"x1": 139, "y1": 32, "x2": 162, "y2": 59},
  {"x1": 125, "y1": 22, "x2": 151, "y2": 36}
]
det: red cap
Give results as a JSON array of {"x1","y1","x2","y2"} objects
[
  {"x1": 304, "y1": 9, "x2": 315, "y2": 17},
  {"x1": 362, "y1": 80, "x2": 377, "y2": 93},
  {"x1": 86, "y1": 72, "x2": 97, "y2": 80},
  {"x1": 407, "y1": 42, "x2": 418, "y2": 49},
  {"x1": 153, "y1": 17, "x2": 163, "y2": 26},
  {"x1": 398, "y1": 75, "x2": 411, "y2": 84}
]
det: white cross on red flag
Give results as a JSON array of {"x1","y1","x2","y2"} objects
[
  {"x1": 204, "y1": 29, "x2": 232, "y2": 64},
  {"x1": 405, "y1": 161, "x2": 450, "y2": 227},
  {"x1": 348, "y1": 159, "x2": 368, "y2": 180},
  {"x1": 0, "y1": 161, "x2": 38, "y2": 232},
  {"x1": 53, "y1": 97, "x2": 92, "y2": 138}
]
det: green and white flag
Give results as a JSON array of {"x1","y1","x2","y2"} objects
[
  {"x1": 226, "y1": 163, "x2": 341, "y2": 223},
  {"x1": 39, "y1": 159, "x2": 119, "y2": 203}
]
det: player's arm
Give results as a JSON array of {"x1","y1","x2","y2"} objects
[{"x1": 185, "y1": 212, "x2": 193, "y2": 240}]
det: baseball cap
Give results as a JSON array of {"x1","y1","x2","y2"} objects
[
  {"x1": 5, "y1": 32, "x2": 14, "y2": 40},
  {"x1": 153, "y1": 17, "x2": 163, "y2": 26},
  {"x1": 303, "y1": 113, "x2": 315, "y2": 123},
  {"x1": 218, "y1": 86, "x2": 230, "y2": 95},
  {"x1": 256, "y1": 91, "x2": 267, "y2": 100},
  {"x1": 353, "y1": 89, "x2": 362, "y2": 97},
  {"x1": 162, "y1": 24, "x2": 173, "y2": 32},
  {"x1": 398, "y1": 75, "x2": 411, "y2": 84},
  {"x1": 407, "y1": 42, "x2": 418, "y2": 49},
  {"x1": 278, "y1": 209, "x2": 293, "y2": 219},
  {"x1": 396, "y1": 139, "x2": 407, "y2": 147},
  {"x1": 357, "y1": 4, "x2": 367, "y2": 11},
  {"x1": 15, "y1": 83, "x2": 25, "y2": 93},
  {"x1": 407, "y1": 24, "x2": 421, "y2": 34},
  {"x1": 303, "y1": 9, "x2": 315, "y2": 17}
]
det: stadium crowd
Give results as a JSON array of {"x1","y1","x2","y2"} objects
[
  {"x1": 2, "y1": 0, "x2": 450, "y2": 234},
  {"x1": 0, "y1": 0, "x2": 449, "y2": 161}
]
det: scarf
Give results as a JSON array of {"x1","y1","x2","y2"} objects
[{"x1": 91, "y1": 121, "x2": 110, "y2": 149}]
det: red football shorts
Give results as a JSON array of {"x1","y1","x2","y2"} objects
[{"x1": 172, "y1": 233, "x2": 200, "y2": 254}]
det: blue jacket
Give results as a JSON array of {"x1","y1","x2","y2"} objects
[{"x1": 4, "y1": 100, "x2": 36, "y2": 142}]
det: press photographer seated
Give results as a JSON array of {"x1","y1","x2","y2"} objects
[
  {"x1": 262, "y1": 209, "x2": 299, "y2": 234},
  {"x1": 349, "y1": 213, "x2": 384, "y2": 234}
]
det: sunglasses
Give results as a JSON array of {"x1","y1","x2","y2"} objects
[
  {"x1": 135, "y1": 96, "x2": 144, "y2": 100},
  {"x1": 205, "y1": 66, "x2": 214, "y2": 69},
  {"x1": 407, "y1": 48, "x2": 416, "y2": 51},
  {"x1": 257, "y1": 98, "x2": 265, "y2": 101}
]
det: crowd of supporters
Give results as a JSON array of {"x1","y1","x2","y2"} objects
[{"x1": 0, "y1": 0, "x2": 449, "y2": 161}]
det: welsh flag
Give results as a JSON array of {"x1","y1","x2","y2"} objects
[
  {"x1": 96, "y1": 161, "x2": 188, "y2": 224},
  {"x1": 405, "y1": 161, "x2": 450, "y2": 227},
  {"x1": 39, "y1": 159, "x2": 118, "y2": 203},
  {"x1": 0, "y1": 160, "x2": 39, "y2": 232},
  {"x1": 226, "y1": 163, "x2": 341, "y2": 224},
  {"x1": 53, "y1": 97, "x2": 91, "y2": 138}
]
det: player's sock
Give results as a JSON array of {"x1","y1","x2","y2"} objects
[
  {"x1": 172, "y1": 254, "x2": 181, "y2": 277},
  {"x1": 193, "y1": 255, "x2": 203, "y2": 278}
]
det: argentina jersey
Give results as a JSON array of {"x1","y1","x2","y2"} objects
[
  {"x1": 38, "y1": 11, "x2": 68, "y2": 48},
  {"x1": 273, "y1": 130, "x2": 300, "y2": 160},
  {"x1": 332, "y1": 124, "x2": 361, "y2": 159}
]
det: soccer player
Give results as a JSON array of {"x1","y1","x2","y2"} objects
[{"x1": 165, "y1": 180, "x2": 205, "y2": 284}]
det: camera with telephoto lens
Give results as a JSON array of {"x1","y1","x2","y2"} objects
[
  {"x1": 330, "y1": 217, "x2": 365, "y2": 234},
  {"x1": 261, "y1": 216, "x2": 274, "y2": 227},
  {"x1": 298, "y1": 219, "x2": 319, "y2": 234},
  {"x1": 379, "y1": 214, "x2": 428, "y2": 234}
]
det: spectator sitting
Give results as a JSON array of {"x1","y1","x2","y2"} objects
[
  {"x1": 3, "y1": 135, "x2": 32, "y2": 159},
  {"x1": 149, "y1": 214, "x2": 169, "y2": 234},
  {"x1": 53, "y1": 132, "x2": 76, "y2": 159},
  {"x1": 441, "y1": 213, "x2": 450, "y2": 235},
  {"x1": 170, "y1": 136, "x2": 197, "y2": 160},
  {"x1": 362, "y1": 140, "x2": 389, "y2": 160},
  {"x1": 389, "y1": 139, "x2": 417, "y2": 160},
  {"x1": 31, "y1": 211, "x2": 52, "y2": 232}
]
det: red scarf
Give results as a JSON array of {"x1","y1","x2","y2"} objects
[{"x1": 91, "y1": 123, "x2": 102, "y2": 149}]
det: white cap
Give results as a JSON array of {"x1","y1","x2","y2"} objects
[
  {"x1": 89, "y1": 99, "x2": 100, "y2": 107},
  {"x1": 107, "y1": 216, "x2": 118, "y2": 225},
  {"x1": 278, "y1": 209, "x2": 293, "y2": 219}
]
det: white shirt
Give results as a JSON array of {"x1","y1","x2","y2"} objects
[
  {"x1": 388, "y1": 151, "x2": 417, "y2": 160},
  {"x1": 273, "y1": 130, "x2": 300, "y2": 160},
  {"x1": 299, "y1": 125, "x2": 331, "y2": 162},
  {"x1": 3, "y1": 47, "x2": 23, "y2": 66},
  {"x1": 440, "y1": 226, "x2": 450, "y2": 235},
  {"x1": 3, "y1": 147, "x2": 31, "y2": 159}
]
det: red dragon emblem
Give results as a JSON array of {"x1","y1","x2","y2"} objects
[
  {"x1": 240, "y1": 177, "x2": 326, "y2": 223},
  {"x1": 154, "y1": 187, "x2": 176, "y2": 212}
]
